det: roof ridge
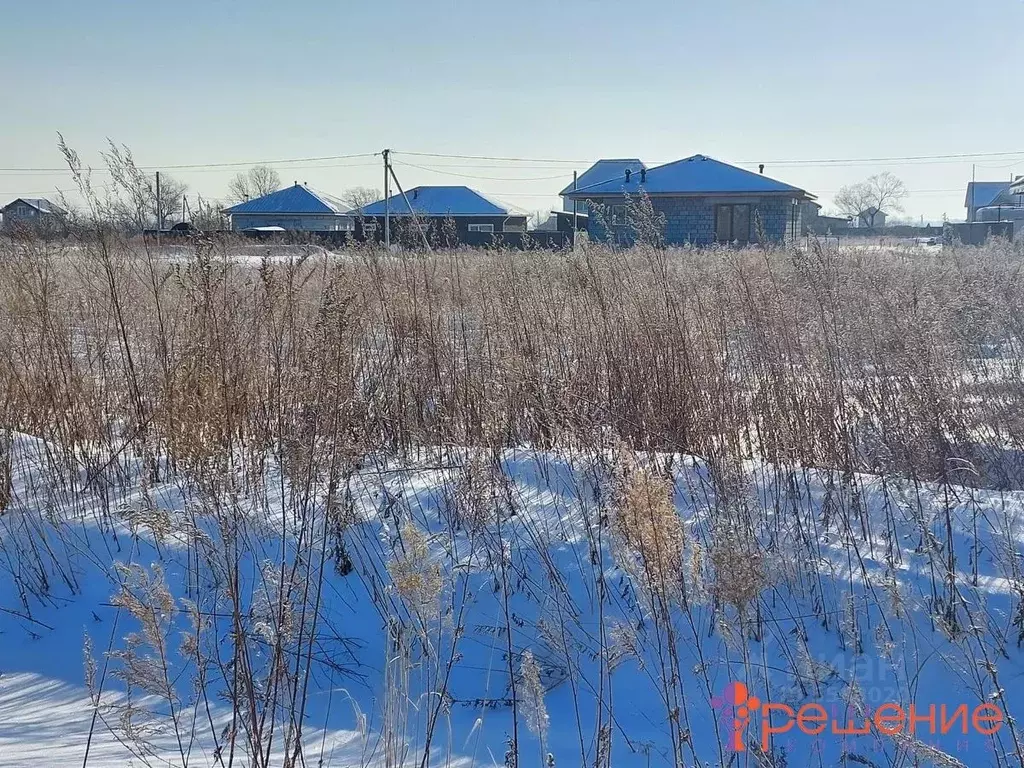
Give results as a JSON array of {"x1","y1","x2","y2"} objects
[{"x1": 564, "y1": 154, "x2": 809, "y2": 199}]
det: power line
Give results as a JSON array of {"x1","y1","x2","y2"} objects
[
  {"x1": 744, "y1": 149, "x2": 1024, "y2": 166},
  {"x1": 395, "y1": 148, "x2": 1024, "y2": 170},
  {"x1": 0, "y1": 152, "x2": 379, "y2": 174},
  {"x1": 392, "y1": 159, "x2": 569, "y2": 182},
  {"x1": 5, "y1": 147, "x2": 1023, "y2": 177},
  {"x1": 393, "y1": 150, "x2": 586, "y2": 164}
]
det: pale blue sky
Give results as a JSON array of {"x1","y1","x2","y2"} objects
[{"x1": 1, "y1": 0, "x2": 1021, "y2": 221}]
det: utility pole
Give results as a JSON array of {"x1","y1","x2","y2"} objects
[
  {"x1": 572, "y1": 170, "x2": 578, "y2": 248},
  {"x1": 389, "y1": 163, "x2": 432, "y2": 252},
  {"x1": 383, "y1": 149, "x2": 391, "y2": 249},
  {"x1": 156, "y1": 170, "x2": 161, "y2": 247}
]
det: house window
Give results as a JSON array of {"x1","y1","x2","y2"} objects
[
  {"x1": 503, "y1": 221, "x2": 526, "y2": 233},
  {"x1": 362, "y1": 220, "x2": 378, "y2": 233},
  {"x1": 715, "y1": 204, "x2": 752, "y2": 243},
  {"x1": 611, "y1": 205, "x2": 627, "y2": 227},
  {"x1": 468, "y1": 223, "x2": 494, "y2": 233}
]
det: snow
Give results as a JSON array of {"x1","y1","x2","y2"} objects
[{"x1": 2, "y1": 433, "x2": 1024, "y2": 766}]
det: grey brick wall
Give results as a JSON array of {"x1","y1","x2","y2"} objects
[
  {"x1": 586, "y1": 195, "x2": 801, "y2": 246},
  {"x1": 231, "y1": 213, "x2": 353, "y2": 232}
]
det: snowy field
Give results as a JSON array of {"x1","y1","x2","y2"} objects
[
  {"x1": 2, "y1": 237, "x2": 1024, "y2": 767},
  {"x1": 2, "y1": 431, "x2": 1024, "y2": 766}
]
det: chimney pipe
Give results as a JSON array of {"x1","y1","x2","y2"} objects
[
  {"x1": 625, "y1": 169, "x2": 632, "y2": 182},
  {"x1": 640, "y1": 168, "x2": 646, "y2": 183},
  {"x1": 758, "y1": 164, "x2": 764, "y2": 174}
]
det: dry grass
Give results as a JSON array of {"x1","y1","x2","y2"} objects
[
  {"x1": 3, "y1": 215, "x2": 1024, "y2": 766},
  {"x1": 4, "y1": 234, "x2": 1023, "y2": 479}
]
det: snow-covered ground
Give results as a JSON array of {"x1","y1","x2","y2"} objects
[{"x1": 2, "y1": 433, "x2": 1023, "y2": 766}]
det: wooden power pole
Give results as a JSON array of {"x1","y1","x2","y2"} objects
[{"x1": 383, "y1": 149, "x2": 391, "y2": 249}]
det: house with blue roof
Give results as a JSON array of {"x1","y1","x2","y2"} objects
[
  {"x1": 965, "y1": 181, "x2": 1020, "y2": 222},
  {"x1": 563, "y1": 154, "x2": 814, "y2": 246},
  {"x1": 559, "y1": 159, "x2": 645, "y2": 212},
  {"x1": 223, "y1": 183, "x2": 354, "y2": 232},
  {"x1": 357, "y1": 186, "x2": 527, "y2": 244}
]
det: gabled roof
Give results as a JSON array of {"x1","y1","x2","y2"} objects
[
  {"x1": 965, "y1": 181, "x2": 1013, "y2": 209},
  {"x1": 2, "y1": 197, "x2": 64, "y2": 214},
  {"x1": 223, "y1": 184, "x2": 347, "y2": 215},
  {"x1": 359, "y1": 186, "x2": 511, "y2": 217},
  {"x1": 559, "y1": 159, "x2": 646, "y2": 196},
  {"x1": 563, "y1": 155, "x2": 812, "y2": 199}
]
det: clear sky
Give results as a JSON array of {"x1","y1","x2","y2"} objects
[{"x1": 1, "y1": 0, "x2": 1021, "y2": 222}]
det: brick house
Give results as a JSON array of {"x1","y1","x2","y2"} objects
[
  {"x1": 965, "y1": 181, "x2": 1019, "y2": 223},
  {"x1": 356, "y1": 186, "x2": 527, "y2": 244},
  {"x1": 559, "y1": 159, "x2": 645, "y2": 213},
  {"x1": 562, "y1": 155, "x2": 814, "y2": 246},
  {"x1": 223, "y1": 183, "x2": 354, "y2": 232}
]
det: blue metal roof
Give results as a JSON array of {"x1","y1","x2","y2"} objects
[
  {"x1": 559, "y1": 159, "x2": 646, "y2": 196},
  {"x1": 564, "y1": 155, "x2": 810, "y2": 199},
  {"x1": 965, "y1": 181, "x2": 1013, "y2": 209},
  {"x1": 223, "y1": 184, "x2": 345, "y2": 215},
  {"x1": 359, "y1": 186, "x2": 509, "y2": 216}
]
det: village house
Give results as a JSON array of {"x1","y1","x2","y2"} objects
[
  {"x1": 562, "y1": 155, "x2": 814, "y2": 245},
  {"x1": 222, "y1": 183, "x2": 354, "y2": 232},
  {"x1": 357, "y1": 186, "x2": 527, "y2": 244},
  {"x1": 965, "y1": 181, "x2": 1020, "y2": 222},
  {"x1": 856, "y1": 206, "x2": 886, "y2": 228},
  {"x1": 1, "y1": 197, "x2": 65, "y2": 231}
]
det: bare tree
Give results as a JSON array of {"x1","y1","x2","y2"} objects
[
  {"x1": 227, "y1": 165, "x2": 282, "y2": 203},
  {"x1": 99, "y1": 142, "x2": 188, "y2": 230},
  {"x1": 152, "y1": 175, "x2": 187, "y2": 229},
  {"x1": 190, "y1": 195, "x2": 225, "y2": 231},
  {"x1": 834, "y1": 172, "x2": 907, "y2": 227},
  {"x1": 341, "y1": 186, "x2": 382, "y2": 213}
]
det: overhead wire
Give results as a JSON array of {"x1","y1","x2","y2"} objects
[
  {"x1": 391, "y1": 159, "x2": 569, "y2": 182},
  {"x1": 0, "y1": 152, "x2": 380, "y2": 174}
]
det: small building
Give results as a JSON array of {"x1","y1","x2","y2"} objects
[
  {"x1": 533, "y1": 210, "x2": 589, "y2": 233},
  {"x1": 357, "y1": 186, "x2": 527, "y2": 244},
  {"x1": 562, "y1": 154, "x2": 814, "y2": 246},
  {"x1": 2, "y1": 197, "x2": 65, "y2": 231},
  {"x1": 803, "y1": 201, "x2": 852, "y2": 235},
  {"x1": 559, "y1": 159, "x2": 646, "y2": 213},
  {"x1": 223, "y1": 183, "x2": 354, "y2": 232},
  {"x1": 965, "y1": 181, "x2": 1018, "y2": 223},
  {"x1": 856, "y1": 206, "x2": 887, "y2": 228}
]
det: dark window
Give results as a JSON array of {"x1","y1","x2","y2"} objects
[
  {"x1": 715, "y1": 204, "x2": 752, "y2": 243},
  {"x1": 611, "y1": 205, "x2": 627, "y2": 227}
]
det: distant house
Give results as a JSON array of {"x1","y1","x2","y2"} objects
[
  {"x1": 802, "y1": 201, "x2": 851, "y2": 235},
  {"x1": 559, "y1": 159, "x2": 646, "y2": 213},
  {"x1": 965, "y1": 181, "x2": 1018, "y2": 223},
  {"x1": 857, "y1": 207, "x2": 887, "y2": 228},
  {"x1": 562, "y1": 154, "x2": 814, "y2": 246},
  {"x1": 357, "y1": 186, "x2": 527, "y2": 244},
  {"x1": 2, "y1": 197, "x2": 65, "y2": 231},
  {"x1": 222, "y1": 183, "x2": 354, "y2": 232}
]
